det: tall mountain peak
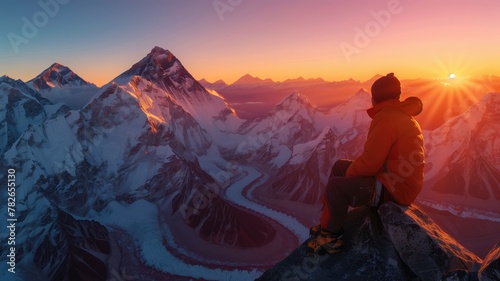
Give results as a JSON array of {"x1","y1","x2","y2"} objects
[
  {"x1": 277, "y1": 91, "x2": 315, "y2": 111},
  {"x1": 111, "y1": 47, "x2": 240, "y2": 136},
  {"x1": 0, "y1": 75, "x2": 17, "y2": 84},
  {"x1": 150, "y1": 45, "x2": 169, "y2": 55},
  {"x1": 48, "y1": 62, "x2": 67, "y2": 72},
  {"x1": 27, "y1": 62, "x2": 91, "y2": 91},
  {"x1": 113, "y1": 46, "x2": 190, "y2": 88}
]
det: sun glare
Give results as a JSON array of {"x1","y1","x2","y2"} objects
[{"x1": 412, "y1": 58, "x2": 484, "y2": 130}]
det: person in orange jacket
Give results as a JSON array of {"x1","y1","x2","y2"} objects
[{"x1": 307, "y1": 73, "x2": 425, "y2": 256}]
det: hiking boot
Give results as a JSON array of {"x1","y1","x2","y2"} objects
[
  {"x1": 309, "y1": 224, "x2": 321, "y2": 237},
  {"x1": 306, "y1": 229, "x2": 343, "y2": 257}
]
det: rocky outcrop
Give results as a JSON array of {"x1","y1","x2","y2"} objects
[
  {"x1": 257, "y1": 202, "x2": 483, "y2": 281},
  {"x1": 8, "y1": 205, "x2": 111, "y2": 281},
  {"x1": 479, "y1": 241, "x2": 500, "y2": 281},
  {"x1": 378, "y1": 203, "x2": 481, "y2": 281}
]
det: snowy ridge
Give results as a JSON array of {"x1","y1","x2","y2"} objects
[
  {"x1": 424, "y1": 94, "x2": 488, "y2": 179},
  {"x1": 0, "y1": 76, "x2": 54, "y2": 155},
  {"x1": 27, "y1": 62, "x2": 92, "y2": 90},
  {"x1": 423, "y1": 93, "x2": 500, "y2": 209},
  {"x1": 239, "y1": 92, "x2": 316, "y2": 136},
  {"x1": 26, "y1": 63, "x2": 99, "y2": 109},
  {"x1": 288, "y1": 127, "x2": 334, "y2": 165},
  {"x1": 315, "y1": 88, "x2": 372, "y2": 136},
  {"x1": 233, "y1": 92, "x2": 319, "y2": 166},
  {"x1": 112, "y1": 46, "x2": 242, "y2": 138},
  {"x1": 123, "y1": 76, "x2": 212, "y2": 155},
  {"x1": 271, "y1": 127, "x2": 340, "y2": 204}
]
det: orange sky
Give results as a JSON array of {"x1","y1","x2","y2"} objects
[{"x1": 1, "y1": 1, "x2": 500, "y2": 86}]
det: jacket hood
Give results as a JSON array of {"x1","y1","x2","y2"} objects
[{"x1": 367, "y1": 97, "x2": 423, "y2": 119}]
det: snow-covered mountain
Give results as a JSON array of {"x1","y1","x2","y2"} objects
[
  {"x1": 316, "y1": 88, "x2": 371, "y2": 157},
  {"x1": 267, "y1": 90, "x2": 371, "y2": 204},
  {"x1": 28, "y1": 63, "x2": 90, "y2": 90},
  {"x1": 0, "y1": 48, "x2": 274, "y2": 280},
  {"x1": 234, "y1": 92, "x2": 318, "y2": 167},
  {"x1": 271, "y1": 127, "x2": 341, "y2": 204},
  {"x1": 422, "y1": 93, "x2": 500, "y2": 212},
  {"x1": 0, "y1": 75, "x2": 69, "y2": 154},
  {"x1": 238, "y1": 92, "x2": 317, "y2": 144},
  {"x1": 112, "y1": 46, "x2": 241, "y2": 136},
  {"x1": 27, "y1": 63, "x2": 99, "y2": 109},
  {"x1": 6, "y1": 194, "x2": 110, "y2": 281}
]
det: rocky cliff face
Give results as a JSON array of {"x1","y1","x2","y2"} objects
[
  {"x1": 257, "y1": 202, "x2": 487, "y2": 281},
  {"x1": 478, "y1": 242, "x2": 500, "y2": 281},
  {"x1": 1, "y1": 200, "x2": 110, "y2": 281}
]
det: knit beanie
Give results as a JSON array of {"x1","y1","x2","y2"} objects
[{"x1": 371, "y1": 73, "x2": 401, "y2": 103}]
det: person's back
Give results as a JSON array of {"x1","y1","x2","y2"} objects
[
  {"x1": 307, "y1": 73, "x2": 425, "y2": 257},
  {"x1": 347, "y1": 95, "x2": 425, "y2": 206}
]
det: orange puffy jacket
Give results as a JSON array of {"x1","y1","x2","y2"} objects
[{"x1": 346, "y1": 97, "x2": 425, "y2": 206}]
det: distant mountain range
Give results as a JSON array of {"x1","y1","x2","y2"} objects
[
  {"x1": 201, "y1": 73, "x2": 500, "y2": 131},
  {"x1": 1, "y1": 46, "x2": 499, "y2": 280}
]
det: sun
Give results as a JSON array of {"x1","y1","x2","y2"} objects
[{"x1": 449, "y1": 73, "x2": 456, "y2": 79}]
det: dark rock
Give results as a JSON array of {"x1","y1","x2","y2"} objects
[
  {"x1": 478, "y1": 241, "x2": 500, "y2": 281},
  {"x1": 440, "y1": 269, "x2": 479, "y2": 281},
  {"x1": 256, "y1": 207, "x2": 417, "y2": 281},
  {"x1": 378, "y1": 202, "x2": 482, "y2": 281},
  {"x1": 258, "y1": 202, "x2": 484, "y2": 281}
]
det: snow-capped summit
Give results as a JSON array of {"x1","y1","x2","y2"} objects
[
  {"x1": 235, "y1": 92, "x2": 319, "y2": 165},
  {"x1": 113, "y1": 46, "x2": 206, "y2": 98},
  {"x1": 316, "y1": 88, "x2": 371, "y2": 136},
  {"x1": 115, "y1": 47, "x2": 182, "y2": 84},
  {"x1": 26, "y1": 63, "x2": 99, "y2": 109},
  {"x1": 112, "y1": 46, "x2": 241, "y2": 138},
  {"x1": 274, "y1": 91, "x2": 316, "y2": 114},
  {"x1": 28, "y1": 62, "x2": 91, "y2": 91},
  {"x1": 239, "y1": 92, "x2": 317, "y2": 134}
]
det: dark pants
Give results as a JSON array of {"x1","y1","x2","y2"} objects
[{"x1": 320, "y1": 159, "x2": 377, "y2": 233}]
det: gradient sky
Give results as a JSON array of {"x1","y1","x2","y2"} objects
[{"x1": 1, "y1": 0, "x2": 499, "y2": 86}]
